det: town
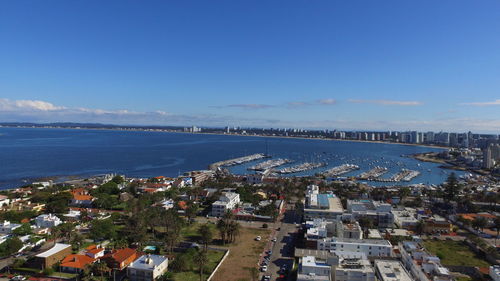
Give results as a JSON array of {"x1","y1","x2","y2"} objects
[{"x1": 0, "y1": 149, "x2": 499, "y2": 281}]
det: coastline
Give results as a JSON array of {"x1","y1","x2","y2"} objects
[{"x1": 0, "y1": 125, "x2": 448, "y2": 150}]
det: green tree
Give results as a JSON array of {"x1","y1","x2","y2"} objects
[
  {"x1": 198, "y1": 223, "x2": 214, "y2": 251},
  {"x1": 398, "y1": 187, "x2": 410, "y2": 201},
  {"x1": 443, "y1": 173, "x2": 460, "y2": 203},
  {"x1": 185, "y1": 203, "x2": 199, "y2": 224},
  {"x1": 90, "y1": 219, "x2": 117, "y2": 241},
  {"x1": 13, "y1": 223, "x2": 32, "y2": 235},
  {"x1": 194, "y1": 249, "x2": 208, "y2": 281},
  {"x1": 472, "y1": 217, "x2": 488, "y2": 232}
]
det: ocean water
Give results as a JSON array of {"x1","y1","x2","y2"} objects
[{"x1": 0, "y1": 127, "x2": 460, "y2": 189}]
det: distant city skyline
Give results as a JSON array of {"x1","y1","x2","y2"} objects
[{"x1": 1, "y1": 1, "x2": 500, "y2": 133}]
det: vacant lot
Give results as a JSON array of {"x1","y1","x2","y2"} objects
[
  {"x1": 424, "y1": 240, "x2": 490, "y2": 267},
  {"x1": 211, "y1": 227, "x2": 271, "y2": 281},
  {"x1": 172, "y1": 250, "x2": 225, "y2": 281}
]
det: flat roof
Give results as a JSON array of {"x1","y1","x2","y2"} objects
[
  {"x1": 36, "y1": 243, "x2": 71, "y2": 258},
  {"x1": 375, "y1": 260, "x2": 412, "y2": 281}
]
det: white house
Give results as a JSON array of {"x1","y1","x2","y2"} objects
[
  {"x1": 0, "y1": 221, "x2": 21, "y2": 234},
  {"x1": 0, "y1": 195, "x2": 10, "y2": 208},
  {"x1": 211, "y1": 192, "x2": 240, "y2": 217},
  {"x1": 127, "y1": 254, "x2": 168, "y2": 281},
  {"x1": 35, "y1": 214, "x2": 62, "y2": 228}
]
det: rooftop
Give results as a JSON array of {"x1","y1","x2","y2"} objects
[
  {"x1": 36, "y1": 243, "x2": 71, "y2": 258},
  {"x1": 375, "y1": 260, "x2": 413, "y2": 281},
  {"x1": 129, "y1": 254, "x2": 167, "y2": 270}
]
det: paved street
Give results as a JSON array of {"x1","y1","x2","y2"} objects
[{"x1": 259, "y1": 204, "x2": 300, "y2": 281}]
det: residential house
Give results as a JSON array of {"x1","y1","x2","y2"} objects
[
  {"x1": 102, "y1": 248, "x2": 141, "y2": 270},
  {"x1": 0, "y1": 220, "x2": 21, "y2": 234},
  {"x1": 35, "y1": 214, "x2": 62, "y2": 228},
  {"x1": 127, "y1": 254, "x2": 168, "y2": 281},
  {"x1": 211, "y1": 192, "x2": 240, "y2": 217}
]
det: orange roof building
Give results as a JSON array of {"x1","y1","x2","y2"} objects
[
  {"x1": 102, "y1": 248, "x2": 141, "y2": 270},
  {"x1": 60, "y1": 254, "x2": 95, "y2": 273}
]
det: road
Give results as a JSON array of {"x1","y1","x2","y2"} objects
[{"x1": 259, "y1": 204, "x2": 300, "y2": 281}]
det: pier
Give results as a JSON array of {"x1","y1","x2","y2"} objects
[
  {"x1": 356, "y1": 166, "x2": 388, "y2": 180},
  {"x1": 275, "y1": 162, "x2": 327, "y2": 174},
  {"x1": 320, "y1": 164, "x2": 360, "y2": 177},
  {"x1": 248, "y1": 158, "x2": 292, "y2": 171},
  {"x1": 209, "y1": 153, "x2": 269, "y2": 170}
]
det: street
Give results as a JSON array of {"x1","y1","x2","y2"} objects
[{"x1": 259, "y1": 204, "x2": 300, "y2": 281}]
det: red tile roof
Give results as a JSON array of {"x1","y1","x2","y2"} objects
[
  {"x1": 107, "y1": 248, "x2": 138, "y2": 263},
  {"x1": 61, "y1": 254, "x2": 95, "y2": 269}
]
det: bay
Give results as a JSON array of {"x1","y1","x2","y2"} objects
[{"x1": 0, "y1": 127, "x2": 460, "y2": 189}]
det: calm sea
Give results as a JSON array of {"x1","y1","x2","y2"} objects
[{"x1": 0, "y1": 127, "x2": 460, "y2": 189}]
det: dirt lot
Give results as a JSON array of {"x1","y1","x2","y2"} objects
[{"x1": 211, "y1": 226, "x2": 272, "y2": 281}]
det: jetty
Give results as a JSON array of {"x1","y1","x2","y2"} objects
[
  {"x1": 248, "y1": 158, "x2": 292, "y2": 171},
  {"x1": 321, "y1": 164, "x2": 360, "y2": 177},
  {"x1": 209, "y1": 153, "x2": 268, "y2": 170},
  {"x1": 356, "y1": 166, "x2": 388, "y2": 180},
  {"x1": 275, "y1": 162, "x2": 327, "y2": 174}
]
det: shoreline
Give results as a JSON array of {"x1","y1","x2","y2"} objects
[{"x1": 1, "y1": 125, "x2": 448, "y2": 150}]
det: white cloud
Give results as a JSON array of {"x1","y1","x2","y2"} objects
[
  {"x1": 461, "y1": 99, "x2": 500, "y2": 106},
  {"x1": 348, "y1": 99, "x2": 423, "y2": 106},
  {"x1": 0, "y1": 98, "x2": 66, "y2": 111},
  {"x1": 317, "y1": 98, "x2": 336, "y2": 105}
]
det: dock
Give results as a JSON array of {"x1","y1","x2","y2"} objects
[
  {"x1": 248, "y1": 158, "x2": 292, "y2": 171},
  {"x1": 209, "y1": 153, "x2": 269, "y2": 170},
  {"x1": 320, "y1": 164, "x2": 360, "y2": 177},
  {"x1": 275, "y1": 162, "x2": 327, "y2": 174},
  {"x1": 356, "y1": 166, "x2": 388, "y2": 180}
]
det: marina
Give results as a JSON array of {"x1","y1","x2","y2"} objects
[
  {"x1": 356, "y1": 166, "x2": 389, "y2": 180},
  {"x1": 248, "y1": 158, "x2": 292, "y2": 171},
  {"x1": 275, "y1": 162, "x2": 328, "y2": 174},
  {"x1": 320, "y1": 164, "x2": 360, "y2": 177},
  {"x1": 209, "y1": 153, "x2": 269, "y2": 170}
]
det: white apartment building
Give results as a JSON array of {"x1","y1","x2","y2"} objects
[
  {"x1": 35, "y1": 214, "x2": 62, "y2": 228},
  {"x1": 392, "y1": 208, "x2": 419, "y2": 229},
  {"x1": 297, "y1": 256, "x2": 332, "y2": 281},
  {"x1": 334, "y1": 257, "x2": 375, "y2": 281},
  {"x1": 317, "y1": 238, "x2": 392, "y2": 258},
  {"x1": 374, "y1": 260, "x2": 413, "y2": 281},
  {"x1": 346, "y1": 200, "x2": 394, "y2": 228},
  {"x1": 211, "y1": 192, "x2": 240, "y2": 217},
  {"x1": 399, "y1": 241, "x2": 454, "y2": 281},
  {"x1": 127, "y1": 254, "x2": 168, "y2": 281},
  {"x1": 296, "y1": 250, "x2": 375, "y2": 281},
  {"x1": 304, "y1": 185, "x2": 344, "y2": 220},
  {"x1": 305, "y1": 219, "x2": 363, "y2": 241},
  {"x1": 0, "y1": 221, "x2": 21, "y2": 234}
]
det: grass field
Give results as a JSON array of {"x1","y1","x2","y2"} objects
[
  {"x1": 423, "y1": 240, "x2": 490, "y2": 267},
  {"x1": 172, "y1": 250, "x2": 225, "y2": 281},
  {"x1": 211, "y1": 226, "x2": 271, "y2": 281}
]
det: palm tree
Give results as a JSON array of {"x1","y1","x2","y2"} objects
[
  {"x1": 228, "y1": 221, "x2": 241, "y2": 243},
  {"x1": 92, "y1": 261, "x2": 110, "y2": 279},
  {"x1": 198, "y1": 223, "x2": 213, "y2": 251},
  {"x1": 194, "y1": 249, "x2": 208, "y2": 281},
  {"x1": 216, "y1": 219, "x2": 227, "y2": 245}
]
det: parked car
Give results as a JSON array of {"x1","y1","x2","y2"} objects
[
  {"x1": 260, "y1": 265, "x2": 268, "y2": 272},
  {"x1": 271, "y1": 237, "x2": 277, "y2": 242},
  {"x1": 255, "y1": 236, "x2": 262, "y2": 241}
]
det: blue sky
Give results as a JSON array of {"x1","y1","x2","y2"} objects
[{"x1": 0, "y1": 0, "x2": 499, "y2": 132}]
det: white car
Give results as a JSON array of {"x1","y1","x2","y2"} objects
[
  {"x1": 255, "y1": 236, "x2": 261, "y2": 241},
  {"x1": 271, "y1": 237, "x2": 277, "y2": 242},
  {"x1": 260, "y1": 265, "x2": 268, "y2": 272}
]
